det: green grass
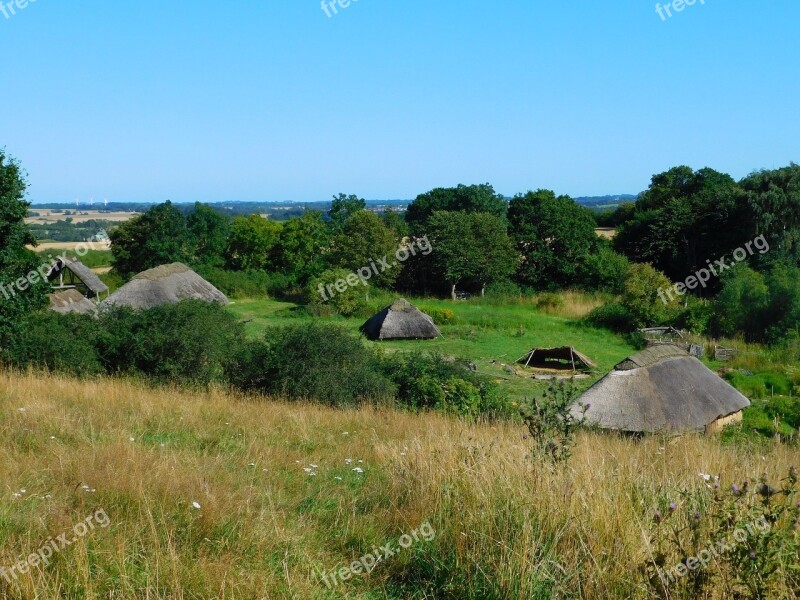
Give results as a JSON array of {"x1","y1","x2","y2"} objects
[
  {"x1": 226, "y1": 296, "x2": 637, "y2": 402},
  {"x1": 35, "y1": 248, "x2": 114, "y2": 269}
]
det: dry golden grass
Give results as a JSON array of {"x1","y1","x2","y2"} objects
[
  {"x1": 534, "y1": 290, "x2": 607, "y2": 319},
  {"x1": 1, "y1": 370, "x2": 797, "y2": 599}
]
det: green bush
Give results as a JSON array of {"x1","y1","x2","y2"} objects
[
  {"x1": 419, "y1": 306, "x2": 458, "y2": 325},
  {"x1": 585, "y1": 302, "x2": 636, "y2": 333},
  {"x1": 194, "y1": 266, "x2": 289, "y2": 299},
  {"x1": 5, "y1": 312, "x2": 103, "y2": 376},
  {"x1": 307, "y1": 268, "x2": 370, "y2": 317},
  {"x1": 579, "y1": 245, "x2": 630, "y2": 294},
  {"x1": 97, "y1": 301, "x2": 245, "y2": 385},
  {"x1": 227, "y1": 323, "x2": 395, "y2": 407}
]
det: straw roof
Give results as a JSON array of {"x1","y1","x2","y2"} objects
[
  {"x1": 360, "y1": 298, "x2": 441, "y2": 341},
  {"x1": 101, "y1": 263, "x2": 228, "y2": 310},
  {"x1": 49, "y1": 289, "x2": 98, "y2": 316},
  {"x1": 572, "y1": 344, "x2": 750, "y2": 433},
  {"x1": 517, "y1": 347, "x2": 596, "y2": 370},
  {"x1": 47, "y1": 257, "x2": 109, "y2": 297}
]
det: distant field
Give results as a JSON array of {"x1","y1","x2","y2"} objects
[
  {"x1": 27, "y1": 241, "x2": 112, "y2": 252},
  {"x1": 25, "y1": 209, "x2": 137, "y2": 225},
  {"x1": 594, "y1": 227, "x2": 617, "y2": 239}
]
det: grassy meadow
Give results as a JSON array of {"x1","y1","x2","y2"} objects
[{"x1": 2, "y1": 370, "x2": 798, "y2": 599}]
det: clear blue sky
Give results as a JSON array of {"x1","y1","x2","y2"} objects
[{"x1": 1, "y1": 0, "x2": 798, "y2": 203}]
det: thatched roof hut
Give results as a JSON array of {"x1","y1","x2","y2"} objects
[
  {"x1": 47, "y1": 256, "x2": 109, "y2": 299},
  {"x1": 49, "y1": 289, "x2": 98, "y2": 316},
  {"x1": 360, "y1": 298, "x2": 441, "y2": 341},
  {"x1": 517, "y1": 347, "x2": 595, "y2": 371},
  {"x1": 572, "y1": 344, "x2": 750, "y2": 434},
  {"x1": 101, "y1": 263, "x2": 228, "y2": 310}
]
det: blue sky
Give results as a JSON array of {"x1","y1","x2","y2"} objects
[{"x1": 1, "y1": 0, "x2": 798, "y2": 203}]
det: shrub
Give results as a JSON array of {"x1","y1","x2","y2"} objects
[
  {"x1": 585, "y1": 302, "x2": 636, "y2": 333},
  {"x1": 5, "y1": 312, "x2": 103, "y2": 376},
  {"x1": 484, "y1": 280, "x2": 522, "y2": 297},
  {"x1": 228, "y1": 323, "x2": 395, "y2": 407},
  {"x1": 579, "y1": 245, "x2": 630, "y2": 294},
  {"x1": 98, "y1": 301, "x2": 244, "y2": 386},
  {"x1": 383, "y1": 352, "x2": 508, "y2": 419},
  {"x1": 419, "y1": 306, "x2": 457, "y2": 325},
  {"x1": 535, "y1": 292, "x2": 564, "y2": 311},
  {"x1": 520, "y1": 380, "x2": 586, "y2": 463},
  {"x1": 307, "y1": 268, "x2": 369, "y2": 317}
]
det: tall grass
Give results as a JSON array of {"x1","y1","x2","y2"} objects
[{"x1": 1, "y1": 370, "x2": 797, "y2": 598}]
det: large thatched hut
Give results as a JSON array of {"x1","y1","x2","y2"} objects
[
  {"x1": 360, "y1": 298, "x2": 441, "y2": 341},
  {"x1": 571, "y1": 344, "x2": 750, "y2": 434},
  {"x1": 101, "y1": 263, "x2": 228, "y2": 310}
]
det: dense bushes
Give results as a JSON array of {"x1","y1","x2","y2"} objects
[
  {"x1": 5, "y1": 301, "x2": 244, "y2": 385},
  {"x1": 228, "y1": 323, "x2": 395, "y2": 406}
]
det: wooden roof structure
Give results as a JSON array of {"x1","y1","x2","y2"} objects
[
  {"x1": 46, "y1": 256, "x2": 109, "y2": 299},
  {"x1": 516, "y1": 347, "x2": 596, "y2": 371}
]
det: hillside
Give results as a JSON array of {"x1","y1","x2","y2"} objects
[{"x1": 2, "y1": 371, "x2": 798, "y2": 599}]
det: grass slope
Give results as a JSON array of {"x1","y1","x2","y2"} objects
[{"x1": 1, "y1": 371, "x2": 798, "y2": 598}]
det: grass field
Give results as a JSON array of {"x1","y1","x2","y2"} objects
[
  {"x1": 226, "y1": 295, "x2": 637, "y2": 401},
  {"x1": 1, "y1": 370, "x2": 797, "y2": 599},
  {"x1": 25, "y1": 209, "x2": 137, "y2": 225}
]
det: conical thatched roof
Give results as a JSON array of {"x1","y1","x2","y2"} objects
[
  {"x1": 360, "y1": 298, "x2": 441, "y2": 341},
  {"x1": 571, "y1": 344, "x2": 750, "y2": 433},
  {"x1": 101, "y1": 263, "x2": 228, "y2": 310},
  {"x1": 49, "y1": 289, "x2": 98, "y2": 316}
]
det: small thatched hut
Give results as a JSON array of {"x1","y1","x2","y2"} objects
[
  {"x1": 49, "y1": 289, "x2": 98, "y2": 316},
  {"x1": 101, "y1": 263, "x2": 228, "y2": 310},
  {"x1": 360, "y1": 298, "x2": 441, "y2": 341},
  {"x1": 571, "y1": 344, "x2": 750, "y2": 434},
  {"x1": 516, "y1": 347, "x2": 595, "y2": 371},
  {"x1": 47, "y1": 256, "x2": 109, "y2": 300}
]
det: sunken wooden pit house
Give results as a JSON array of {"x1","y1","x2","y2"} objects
[
  {"x1": 570, "y1": 344, "x2": 750, "y2": 435},
  {"x1": 516, "y1": 347, "x2": 596, "y2": 372},
  {"x1": 360, "y1": 298, "x2": 441, "y2": 341},
  {"x1": 46, "y1": 256, "x2": 109, "y2": 301}
]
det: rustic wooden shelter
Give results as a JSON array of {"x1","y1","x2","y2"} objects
[
  {"x1": 46, "y1": 256, "x2": 109, "y2": 300},
  {"x1": 360, "y1": 299, "x2": 441, "y2": 341},
  {"x1": 516, "y1": 347, "x2": 595, "y2": 371}
]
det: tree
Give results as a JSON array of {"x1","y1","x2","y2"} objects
[
  {"x1": 273, "y1": 211, "x2": 330, "y2": 287},
  {"x1": 619, "y1": 263, "x2": 680, "y2": 328},
  {"x1": 741, "y1": 164, "x2": 800, "y2": 268},
  {"x1": 110, "y1": 201, "x2": 190, "y2": 278},
  {"x1": 406, "y1": 184, "x2": 507, "y2": 228},
  {"x1": 0, "y1": 150, "x2": 49, "y2": 350},
  {"x1": 710, "y1": 265, "x2": 769, "y2": 340},
  {"x1": 224, "y1": 214, "x2": 281, "y2": 271},
  {"x1": 426, "y1": 211, "x2": 516, "y2": 300},
  {"x1": 187, "y1": 203, "x2": 230, "y2": 267},
  {"x1": 614, "y1": 167, "x2": 750, "y2": 285},
  {"x1": 328, "y1": 193, "x2": 366, "y2": 233},
  {"x1": 508, "y1": 190, "x2": 597, "y2": 289},
  {"x1": 329, "y1": 211, "x2": 400, "y2": 288}
]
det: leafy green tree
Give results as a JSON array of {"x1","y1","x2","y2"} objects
[
  {"x1": 328, "y1": 193, "x2": 366, "y2": 233},
  {"x1": 273, "y1": 211, "x2": 330, "y2": 286},
  {"x1": 329, "y1": 211, "x2": 400, "y2": 288},
  {"x1": 307, "y1": 268, "x2": 369, "y2": 317},
  {"x1": 619, "y1": 263, "x2": 680, "y2": 328},
  {"x1": 0, "y1": 151, "x2": 49, "y2": 351},
  {"x1": 579, "y1": 244, "x2": 631, "y2": 294},
  {"x1": 224, "y1": 214, "x2": 281, "y2": 271},
  {"x1": 741, "y1": 163, "x2": 800, "y2": 268},
  {"x1": 710, "y1": 265, "x2": 769, "y2": 340},
  {"x1": 426, "y1": 211, "x2": 516, "y2": 299},
  {"x1": 406, "y1": 183, "x2": 507, "y2": 228},
  {"x1": 110, "y1": 201, "x2": 190, "y2": 278},
  {"x1": 187, "y1": 203, "x2": 230, "y2": 267},
  {"x1": 615, "y1": 167, "x2": 749, "y2": 284},
  {"x1": 508, "y1": 190, "x2": 597, "y2": 289},
  {"x1": 382, "y1": 209, "x2": 410, "y2": 239}
]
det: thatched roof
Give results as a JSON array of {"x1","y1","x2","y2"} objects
[
  {"x1": 49, "y1": 289, "x2": 98, "y2": 315},
  {"x1": 572, "y1": 344, "x2": 750, "y2": 433},
  {"x1": 47, "y1": 257, "x2": 109, "y2": 297},
  {"x1": 101, "y1": 263, "x2": 228, "y2": 310},
  {"x1": 517, "y1": 347, "x2": 596, "y2": 370},
  {"x1": 360, "y1": 298, "x2": 441, "y2": 341}
]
